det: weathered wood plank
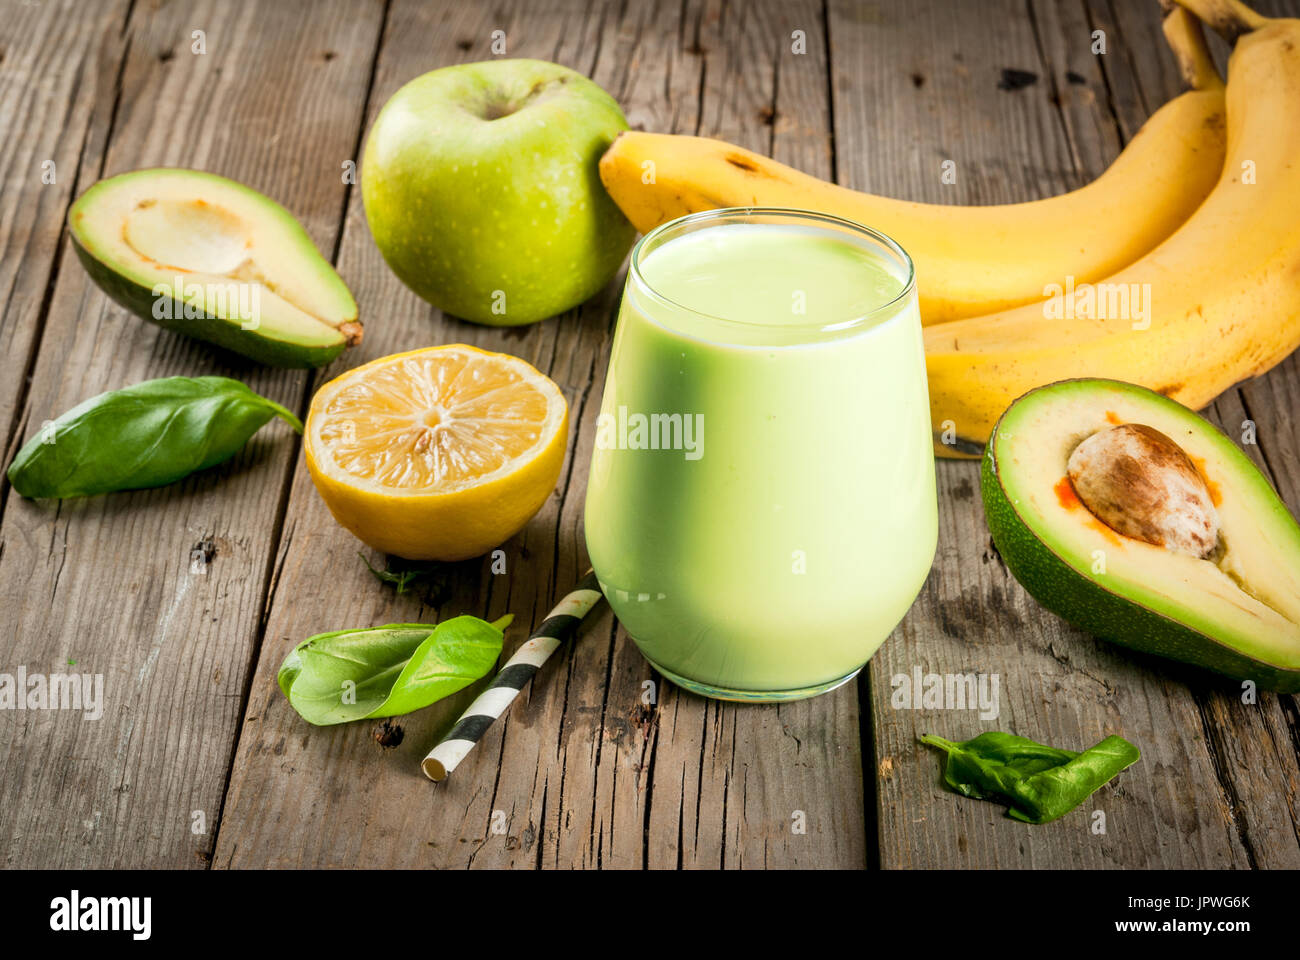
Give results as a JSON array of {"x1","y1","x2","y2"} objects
[
  {"x1": 524, "y1": 0, "x2": 713, "y2": 870},
  {"x1": 831, "y1": 0, "x2": 1083, "y2": 205},
  {"x1": 831, "y1": 0, "x2": 1260, "y2": 868},
  {"x1": 213, "y1": 0, "x2": 634, "y2": 870},
  {"x1": 0, "y1": 0, "x2": 383, "y2": 868},
  {"x1": 214, "y1": 0, "x2": 866, "y2": 869},
  {"x1": 6, "y1": 0, "x2": 1297, "y2": 871},
  {"x1": 1096, "y1": 0, "x2": 1300, "y2": 868},
  {"x1": 0, "y1": 0, "x2": 131, "y2": 499},
  {"x1": 642, "y1": 0, "x2": 867, "y2": 870}
]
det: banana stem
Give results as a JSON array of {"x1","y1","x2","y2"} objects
[
  {"x1": 1171, "y1": 0, "x2": 1271, "y2": 42},
  {"x1": 1163, "y1": 4, "x2": 1225, "y2": 90}
]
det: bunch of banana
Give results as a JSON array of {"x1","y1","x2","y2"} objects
[
  {"x1": 927, "y1": 0, "x2": 1300, "y2": 456},
  {"x1": 599, "y1": 6, "x2": 1226, "y2": 325}
]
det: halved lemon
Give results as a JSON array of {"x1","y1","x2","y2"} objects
[{"x1": 304, "y1": 344, "x2": 568, "y2": 560}]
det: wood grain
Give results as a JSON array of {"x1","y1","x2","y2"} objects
[
  {"x1": 214, "y1": 0, "x2": 867, "y2": 871},
  {"x1": 0, "y1": 0, "x2": 384, "y2": 868},
  {"x1": 0, "y1": 0, "x2": 131, "y2": 501},
  {"x1": 213, "y1": 0, "x2": 634, "y2": 870},
  {"x1": 2, "y1": 0, "x2": 1297, "y2": 870},
  {"x1": 641, "y1": 0, "x2": 867, "y2": 870},
  {"x1": 1098, "y1": 0, "x2": 1300, "y2": 868},
  {"x1": 828, "y1": 0, "x2": 1295, "y2": 868}
]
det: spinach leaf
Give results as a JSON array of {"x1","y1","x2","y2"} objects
[
  {"x1": 1002, "y1": 736, "x2": 1142, "y2": 823},
  {"x1": 920, "y1": 731, "x2": 1139, "y2": 824},
  {"x1": 278, "y1": 614, "x2": 512, "y2": 726},
  {"x1": 6, "y1": 376, "x2": 302, "y2": 499},
  {"x1": 920, "y1": 732, "x2": 1078, "y2": 801}
]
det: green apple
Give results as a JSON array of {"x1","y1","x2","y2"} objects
[{"x1": 361, "y1": 59, "x2": 635, "y2": 326}]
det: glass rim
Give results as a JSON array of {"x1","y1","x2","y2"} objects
[{"x1": 627, "y1": 206, "x2": 917, "y2": 334}]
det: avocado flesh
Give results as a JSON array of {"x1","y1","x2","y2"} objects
[
  {"x1": 983, "y1": 378, "x2": 1300, "y2": 691},
  {"x1": 69, "y1": 169, "x2": 359, "y2": 368}
]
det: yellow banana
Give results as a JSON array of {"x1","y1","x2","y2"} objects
[
  {"x1": 1171, "y1": 0, "x2": 1270, "y2": 40},
  {"x1": 925, "y1": 7, "x2": 1300, "y2": 458},
  {"x1": 599, "y1": 10, "x2": 1225, "y2": 325}
]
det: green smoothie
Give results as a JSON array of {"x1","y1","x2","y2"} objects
[{"x1": 585, "y1": 210, "x2": 937, "y2": 699}]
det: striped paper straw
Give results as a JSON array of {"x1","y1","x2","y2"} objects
[{"x1": 421, "y1": 569, "x2": 604, "y2": 782}]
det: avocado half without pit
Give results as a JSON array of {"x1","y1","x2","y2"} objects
[
  {"x1": 982, "y1": 378, "x2": 1300, "y2": 692},
  {"x1": 69, "y1": 169, "x2": 360, "y2": 368}
]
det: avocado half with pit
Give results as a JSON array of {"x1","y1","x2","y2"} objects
[
  {"x1": 68, "y1": 169, "x2": 360, "y2": 368},
  {"x1": 982, "y1": 378, "x2": 1300, "y2": 692}
]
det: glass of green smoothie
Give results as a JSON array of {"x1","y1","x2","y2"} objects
[{"x1": 584, "y1": 208, "x2": 937, "y2": 702}]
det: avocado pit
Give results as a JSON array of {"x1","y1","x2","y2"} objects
[{"x1": 1066, "y1": 422, "x2": 1219, "y2": 558}]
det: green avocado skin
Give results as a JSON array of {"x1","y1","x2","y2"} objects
[
  {"x1": 70, "y1": 235, "x2": 345, "y2": 369},
  {"x1": 981, "y1": 441, "x2": 1300, "y2": 694}
]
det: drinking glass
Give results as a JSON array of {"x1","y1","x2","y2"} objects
[{"x1": 584, "y1": 208, "x2": 937, "y2": 701}]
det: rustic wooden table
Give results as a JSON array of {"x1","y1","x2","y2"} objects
[{"x1": 2, "y1": 0, "x2": 1298, "y2": 870}]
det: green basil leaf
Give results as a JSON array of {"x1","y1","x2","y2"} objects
[
  {"x1": 921, "y1": 731, "x2": 1139, "y2": 824},
  {"x1": 6, "y1": 376, "x2": 302, "y2": 499},
  {"x1": 278, "y1": 615, "x2": 512, "y2": 726}
]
